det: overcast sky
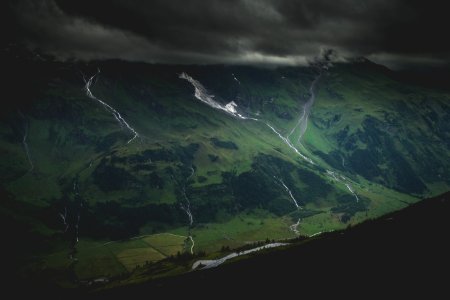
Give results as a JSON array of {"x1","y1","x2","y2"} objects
[{"x1": 7, "y1": 0, "x2": 450, "y2": 69}]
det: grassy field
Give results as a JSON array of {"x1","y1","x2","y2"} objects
[
  {"x1": 186, "y1": 212, "x2": 295, "y2": 253},
  {"x1": 39, "y1": 232, "x2": 187, "y2": 282}
]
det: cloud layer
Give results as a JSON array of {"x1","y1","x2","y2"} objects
[{"x1": 9, "y1": 0, "x2": 450, "y2": 68}]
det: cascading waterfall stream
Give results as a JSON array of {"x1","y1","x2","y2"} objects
[
  {"x1": 285, "y1": 71, "x2": 360, "y2": 203},
  {"x1": 59, "y1": 207, "x2": 69, "y2": 233},
  {"x1": 289, "y1": 218, "x2": 301, "y2": 235},
  {"x1": 187, "y1": 236, "x2": 195, "y2": 255},
  {"x1": 274, "y1": 176, "x2": 303, "y2": 235},
  {"x1": 232, "y1": 73, "x2": 241, "y2": 85},
  {"x1": 174, "y1": 166, "x2": 196, "y2": 254},
  {"x1": 286, "y1": 74, "x2": 321, "y2": 145},
  {"x1": 180, "y1": 167, "x2": 195, "y2": 226},
  {"x1": 264, "y1": 123, "x2": 314, "y2": 164},
  {"x1": 83, "y1": 69, "x2": 139, "y2": 144},
  {"x1": 17, "y1": 110, "x2": 34, "y2": 172},
  {"x1": 64, "y1": 177, "x2": 82, "y2": 260},
  {"x1": 73, "y1": 178, "x2": 82, "y2": 244},
  {"x1": 180, "y1": 200, "x2": 194, "y2": 227},
  {"x1": 326, "y1": 170, "x2": 359, "y2": 202},
  {"x1": 286, "y1": 70, "x2": 359, "y2": 202},
  {"x1": 274, "y1": 177, "x2": 301, "y2": 209}
]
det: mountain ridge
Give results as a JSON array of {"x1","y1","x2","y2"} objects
[{"x1": 1, "y1": 46, "x2": 449, "y2": 288}]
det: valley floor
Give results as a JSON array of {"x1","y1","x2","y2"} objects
[{"x1": 95, "y1": 191, "x2": 450, "y2": 296}]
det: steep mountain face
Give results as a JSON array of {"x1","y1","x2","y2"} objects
[{"x1": 1, "y1": 48, "x2": 449, "y2": 284}]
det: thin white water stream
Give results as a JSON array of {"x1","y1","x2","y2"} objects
[
  {"x1": 59, "y1": 207, "x2": 69, "y2": 233},
  {"x1": 274, "y1": 177, "x2": 301, "y2": 209},
  {"x1": 232, "y1": 73, "x2": 241, "y2": 85},
  {"x1": 73, "y1": 178, "x2": 82, "y2": 243},
  {"x1": 290, "y1": 218, "x2": 301, "y2": 235},
  {"x1": 18, "y1": 111, "x2": 34, "y2": 172},
  {"x1": 286, "y1": 74, "x2": 321, "y2": 144},
  {"x1": 175, "y1": 166, "x2": 196, "y2": 254},
  {"x1": 274, "y1": 176, "x2": 303, "y2": 234},
  {"x1": 326, "y1": 170, "x2": 359, "y2": 202},
  {"x1": 83, "y1": 69, "x2": 139, "y2": 144}
]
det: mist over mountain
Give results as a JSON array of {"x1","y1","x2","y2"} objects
[{"x1": 6, "y1": 0, "x2": 450, "y2": 68}]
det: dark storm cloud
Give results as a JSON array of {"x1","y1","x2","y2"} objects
[{"x1": 8, "y1": 0, "x2": 450, "y2": 68}]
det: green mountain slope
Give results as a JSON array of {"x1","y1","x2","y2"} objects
[{"x1": 1, "y1": 48, "x2": 449, "y2": 286}]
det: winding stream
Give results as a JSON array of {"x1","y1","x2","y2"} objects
[
  {"x1": 84, "y1": 69, "x2": 139, "y2": 144},
  {"x1": 287, "y1": 74, "x2": 321, "y2": 145},
  {"x1": 232, "y1": 73, "x2": 241, "y2": 85},
  {"x1": 274, "y1": 177, "x2": 301, "y2": 209},
  {"x1": 59, "y1": 207, "x2": 69, "y2": 233},
  {"x1": 192, "y1": 242, "x2": 288, "y2": 270},
  {"x1": 326, "y1": 170, "x2": 359, "y2": 202},
  {"x1": 175, "y1": 166, "x2": 196, "y2": 254},
  {"x1": 274, "y1": 176, "x2": 303, "y2": 234},
  {"x1": 73, "y1": 178, "x2": 82, "y2": 244},
  {"x1": 18, "y1": 110, "x2": 34, "y2": 172},
  {"x1": 289, "y1": 218, "x2": 301, "y2": 235}
]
